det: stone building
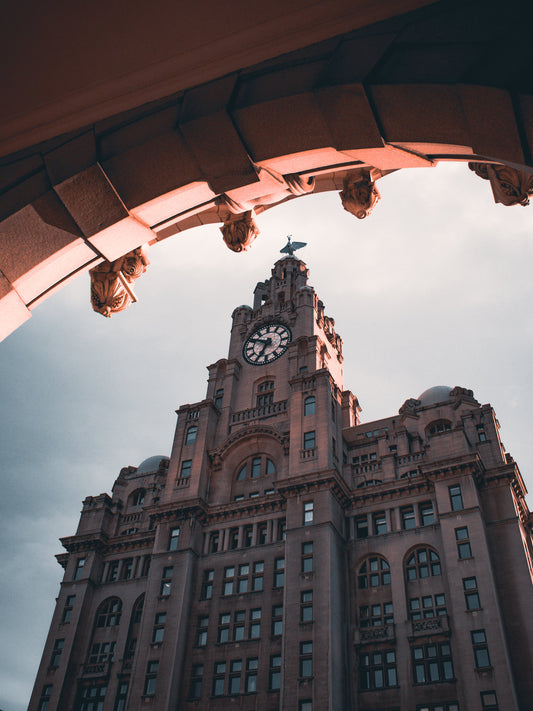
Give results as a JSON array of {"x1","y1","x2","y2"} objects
[{"x1": 29, "y1": 254, "x2": 533, "y2": 711}]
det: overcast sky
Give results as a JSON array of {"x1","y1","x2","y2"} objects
[{"x1": 1, "y1": 162, "x2": 532, "y2": 711}]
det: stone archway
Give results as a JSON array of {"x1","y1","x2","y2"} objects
[{"x1": 0, "y1": 0, "x2": 530, "y2": 340}]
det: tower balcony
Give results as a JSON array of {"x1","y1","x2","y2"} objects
[{"x1": 230, "y1": 399, "x2": 288, "y2": 427}]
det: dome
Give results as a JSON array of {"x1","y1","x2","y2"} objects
[
  {"x1": 417, "y1": 386, "x2": 453, "y2": 406},
  {"x1": 136, "y1": 455, "x2": 169, "y2": 474}
]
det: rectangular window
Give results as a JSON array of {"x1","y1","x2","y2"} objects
[
  {"x1": 355, "y1": 515, "x2": 369, "y2": 539},
  {"x1": 302, "y1": 541, "x2": 314, "y2": 573},
  {"x1": 300, "y1": 641, "x2": 313, "y2": 677},
  {"x1": 455, "y1": 526, "x2": 472, "y2": 559},
  {"x1": 188, "y1": 664, "x2": 203, "y2": 699},
  {"x1": 160, "y1": 566, "x2": 173, "y2": 596},
  {"x1": 401, "y1": 506, "x2": 416, "y2": 530},
  {"x1": 73, "y1": 557, "x2": 85, "y2": 580},
  {"x1": 50, "y1": 639, "x2": 64, "y2": 667},
  {"x1": 251, "y1": 456, "x2": 262, "y2": 477},
  {"x1": 229, "y1": 659, "x2": 242, "y2": 695},
  {"x1": 233, "y1": 610, "x2": 246, "y2": 641},
  {"x1": 37, "y1": 685, "x2": 52, "y2": 711},
  {"x1": 141, "y1": 556, "x2": 151, "y2": 577},
  {"x1": 113, "y1": 680, "x2": 129, "y2": 711},
  {"x1": 246, "y1": 657, "x2": 258, "y2": 693},
  {"x1": 168, "y1": 526, "x2": 180, "y2": 551},
  {"x1": 88, "y1": 641, "x2": 116, "y2": 664},
  {"x1": 79, "y1": 685, "x2": 107, "y2": 709},
  {"x1": 238, "y1": 563, "x2": 249, "y2": 593},
  {"x1": 214, "y1": 389, "x2": 224, "y2": 408},
  {"x1": 300, "y1": 701, "x2": 313, "y2": 711},
  {"x1": 223, "y1": 566, "x2": 235, "y2": 595},
  {"x1": 409, "y1": 594, "x2": 446, "y2": 620},
  {"x1": 269, "y1": 654, "x2": 282, "y2": 690},
  {"x1": 196, "y1": 615, "x2": 209, "y2": 646},
  {"x1": 144, "y1": 660, "x2": 159, "y2": 696},
  {"x1": 229, "y1": 527, "x2": 239, "y2": 549},
  {"x1": 201, "y1": 569, "x2": 214, "y2": 599},
  {"x1": 243, "y1": 525, "x2": 253, "y2": 547},
  {"x1": 212, "y1": 662, "x2": 226, "y2": 696},
  {"x1": 180, "y1": 459, "x2": 192, "y2": 477},
  {"x1": 449, "y1": 484, "x2": 464, "y2": 511},
  {"x1": 152, "y1": 612, "x2": 166, "y2": 643},
  {"x1": 210, "y1": 532, "x2": 219, "y2": 553},
  {"x1": 218, "y1": 613, "x2": 231, "y2": 643},
  {"x1": 277, "y1": 519, "x2": 286, "y2": 540},
  {"x1": 61, "y1": 595, "x2": 75, "y2": 623},
  {"x1": 304, "y1": 396, "x2": 316, "y2": 416},
  {"x1": 472, "y1": 629, "x2": 491, "y2": 668},
  {"x1": 481, "y1": 691, "x2": 499, "y2": 709},
  {"x1": 249, "y1": 608, "x2": 261, "y2": 639},
  {"x1": 303, "y1": 501, "x2": 314, "y2": 525},
  {"x1": 271, "y1": 604, "x2": 283, "y2": 636},
  {"x1": 303, "y1": 431, "x2": 316, "y2": 450},
  {"x1": 107, "y1": 561, "x2": 119, "y2": 582},
  {"x1": 257, "y1": 524, "x2": 267, "y2": 545},
  {"x1": 412, "y1": 642, "x2": 454, "y2": 684},
  {"x1": 373, "y1": 511, "x2": 387, "y2": 535},
  {"x1": 359, "y1": 649, "x2": 397, "y2": 690},
  {"x1": 252, "y1": 561, "x2": 264, "y2": 591},
  {"x1": 417, "y1": 705, "x2": 459, "y2": 711},
  {"x1": 185, "y1": 425, "x2": 198, "y2": 445},
  {"x1": 359, "y1": 602, "x2": 393, "y2": 628},
  {"x1": 301, "y1": 590, "x2": 313, "y2": 622},
  {"x1": 419, "y1": 501, "x2": 435, "y2": 526},
  {"x1": 120, "y1": 558, "x2": 134, "y2": 580},
  {"x1": 274, "y1": 558, "x2": 285, "y2": 587},
  {"x1": 463, "y1": 576, "x2": 481, "y2": 610}
]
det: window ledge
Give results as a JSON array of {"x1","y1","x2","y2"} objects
[{"x1": 475, "y1": 666, "x2": 493, "y2": 675}]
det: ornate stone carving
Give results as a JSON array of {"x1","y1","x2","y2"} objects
[
  {"x1": 220, "y1": 211, "x2": 260, "y2": 252},
  {"x1": 340, "y1": 170, "x2": 381, "y2": 219},
  {"x1": 469, "y1": 162, "x2": 533, "y2": 206},
  {"x1": 399, "y1": 398, "x2": 421, "y2": 417},
  {"x1": 90, "y1": 246, "x2": 149, "y2": 317}
]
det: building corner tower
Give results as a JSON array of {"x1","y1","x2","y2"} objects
[{"x1": 29, "y1": 253, "x2": 533, "y2": 711}]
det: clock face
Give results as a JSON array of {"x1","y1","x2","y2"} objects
[{"x1": 243, "y1": 323, "x2": 292, "y2": 366}]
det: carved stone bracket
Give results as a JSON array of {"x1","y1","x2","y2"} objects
[
  {"x1": 469, "y1": 162, "x2": 533, "y2": 206},
  {"x1": 90, "y1": 246, "x2": 150, "y2": 317},
  {"x1": 220, "y1": 210, "x2": 260, "y2": 252},
  {"x1": 339, "y1": 169, "x2": 381, "y2": 219}
]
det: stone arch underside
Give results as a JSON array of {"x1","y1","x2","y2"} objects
[{"x1": 0, "y1": 0, "x2": 531, "y2": 341}]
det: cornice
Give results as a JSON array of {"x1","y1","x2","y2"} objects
[{"x1": 276, "y1": 468, "x2": 352, "y2": 508}]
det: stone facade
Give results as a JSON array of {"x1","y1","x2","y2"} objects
[{"x1": 29, "y1": 257, "x2": 533, "y2": 711}]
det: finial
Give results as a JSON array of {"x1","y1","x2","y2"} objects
[{"x1": 280, "y1": 235, "x2": 307, "y2": 256}]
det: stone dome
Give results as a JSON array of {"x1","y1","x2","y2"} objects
[
  {"x1": 136, "y1": 455, "x2": 169, "y2": 474},
  {"x1": 417, "y1": 386, "x2": 453, "y2": 406}
]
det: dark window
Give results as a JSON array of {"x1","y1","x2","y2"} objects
[
  {"x1": 303, "y1": 431, "x2": 316, "y2": 450},
  {"x1": 160, "y1": 566, "x2": 173, "y2": 596},
  {"x1": 274, "y1": 558, "x2": 285, "y2": 587},
  {"x1": 419, "y1": 501, "x2": 435, "y2": 526},
  {"x1": 252, "y1": 561, "x2": 264, "y2": 591},
  {"x1": 359, "y1": 649, "x2": 397, "y2": 690},
  {"x1": 257, "y1": 524, "x2": 267, "y2": 545},
  {"x1": 302, "y1": 542, "x2": 314, "y2": 572},
  {"x1": 417, "y1": 704, "x2": 459, "y2": 711},
  {"x1": 300, "y1": 641, "x2": 313, "y2": 677},
  {"x1": 196, "y1": 615, "x2": 209, "y2": 646},
  {"x1": 449, "y1": 484, "x2": 464, "y2": 511},
  {"x1": 409, "y1": 593, "x2": 446, "y2": 620},
  {"x1": 243, "y1": 526, "x2": 253, "y2": 547},
  {"x1": 358, "y1": 556, "x2": 391, "y2": 589},
  {"x1": 246, "y1": 657, "x2": 258, "y2": 693},
  {"x1": 237, "y1": 464, "x2": 246, "y2": 480},
  {"x1": 188, "y1": 664, "x2": 203, "y2": 699},
  {"x1": 107, "y1": 561, "x2": 119, "y2": 582},
  {"x1": 428, "y1": 419, "x2": 452, "y2": 435},
  {"x1": 300, "y1": 701, "x2": 313, "y2": 711},
  {"x1": 223, "y1": 566, "x2": 235, "y2": 595},
  {"x1": 229, "y1": 659, "x2": 242, "y2": 695},
  {"x1": 233, "y1": 610, "x2": 246, "y2": 641},
  {"x1": 218, "y1": 613, "x2": 231, "y2": 643},
  {"x1": 37, "y1": 685, "x2": 53, "y2": 711},
  {"x1": 278, "y1": 519, "x2": 286, "y2": 541},
  {"x1": 212, "y1": 661, "x2": 226, "y2": 696},
  {"x1": 210, "y1": 532, "x2": 219, "y2": 553},
  {"x1": 480, "y1": 690, "x2": 499, "y2": 709},
  {"x1": 120, "y1": 558, "x2": 133, "y2": 580},
  {"x1": 406, "y1": 548, "x2": 441, "y2": 581},
  {"x1": 238, "y1": 564, "x2": 249, "y2": 593},
  {"x1": 455, "y1": 527, "x2": 472, "y2": 559},
  {"x1": 88, "y1": 641, "x2": 115, "y2": 664},
  {"x1": 303, "y1": 501, "x2": 314, "y2": 525},
  {"x1": 78, "y1": 684, "x2": 107, "y2": 710},
  {"x1": 61, "y1": 595, "x2": 75, "y2": 623},
  {"x1": 113, "y1": 680, "x2": 129, "y2": 711},
  {"x1": 472, "y1": 629, "x2": 491, "y2": 668},
  {"x1": 257, "y1": 391, "x2": 274, "y2": 407},
  {"x1": 269, "y1": 654, "x2": 282, "y2": 690},
  {"x1": 152, "y1": 612, "x2": 166, "y2": 643},
  {"x1": 373, "y1": 511, "x2": 387, "y2": 535},
  {"x1": 185, "y1": 425, "x2": 197, "y2": 444},
  {"x1": 132, "y1": 489, "x2": 145, "y2": 506},
  {"x1": 271, "y1": 604, "x2": 283, "y2": 636},
  {"x1": 180, "y1": 459, "x2": 192, "y2": 478},
  {"x1": 251, "y1": 456, "x2": 262, "y2": 478},
  {"x1": 413, "y1": 642, "x2": 454, "y2": 684},
  {"x1": 214, "y1": 389, "x2": 224, "y2": 408},
  {"x1": 144, "y1": 661, "x2": 159, "y2": 696},
  {"x1": 301, "y1": 590, "x2": 313, "y2": 622},
  {"x1": 304, "y1": 396, "x2": 316, "y2": 416},
  {"x1": 463, "y1": 577, "x2": 481, "y2": 610},
  {"x1": 229, "y1": 528, "x2": 239, "y2": 549},
  {"x1": 73, "y1": 557, "x2": 85, "y2": 580},
  {"x1": 201, "y1": 569, "x2": 214, "y2": 599},
  {"x1": 401, "y1": 506, "x2": 416, "y2": 530},
  {"x1": 355, "y1": 515, "x2": 369, "y2": 539},
  {"x1": 96, "y1": 598, "x2": 122, "y2": 627},
  {"x1": 168, "y1": 526, "x2": 180, "y2": 551},
  {"x1": 249, "y1": 608, "x2": 261, "y2": 638},
  {"x1": 359, "y1": 602, "x2": 393, "y2": 628},
  {"x1": 141, "y1": 556, "x2": 151, "y2": 577},
  {"x1": 50, "y1": 638, "x2": 64, "y2": 667}
]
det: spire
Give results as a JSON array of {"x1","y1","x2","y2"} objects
[{"x1": 280, "y1": 235, "x2": 307, "y2": 256}]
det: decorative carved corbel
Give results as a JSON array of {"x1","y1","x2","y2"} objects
[
  {"x1": 90, "y1": 246, "x2": 150, "y2": 317},
  {"x1": 220, "y1": 211, "x2": 260, "y2": 253},
  {"x1": 340, "y1": 169, "x2": 380, "y2": 219},
  {"x1": 399, "y1": 398, "x2": 421, "y2": 417},
  {"x1": 284, "y1": 173, "x2": 315, "y2": 196},
  {"x1": 469, "y1": 162, "x2": 533, "y2": 206}
]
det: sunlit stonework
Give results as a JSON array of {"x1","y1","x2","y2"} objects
[
  {"x1": 90, "y1": 247, "x2": 150, "y2": 317},
  {"x1": 339, "y1": 170, "x2": 381, "y2": 219},
  {"x1": 469, "y1": 162, "x2": 533, "y2": 206}
]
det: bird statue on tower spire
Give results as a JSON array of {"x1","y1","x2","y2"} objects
[{"x1": 280, "y1": 235, "x2": 307, "y2": 256}]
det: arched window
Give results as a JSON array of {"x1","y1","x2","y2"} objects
[
  {"x1": 357, "y1": 556, "x2": 391, "y2": 589},
  {"x1": 125, "y1": 595, "x2": 144, "y2": 662},
  {"x1": 131, "y1": 489, "x2": 145, "y2": 507},
  {"x1": 304, "y1": 396, "x2": 316, "y2": 416},
  {"x1": 405, "y1": 547, "x2": 442, "y2": 581},
  {"x1": 185, "y1": 425, "x2": 198, "y2": 445},
  {"x1": 426, "y1": 419, "x2": 452, "y2": 436},
  {"x1": 257, "y1": 380, "x2": 274, "y2": 407},
  {"x1": 96, "y1": 597, "x2": 122, "y2": 628},
  {"x1": 235, "y1": 456, "x2": 276, "y2": 482}
]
